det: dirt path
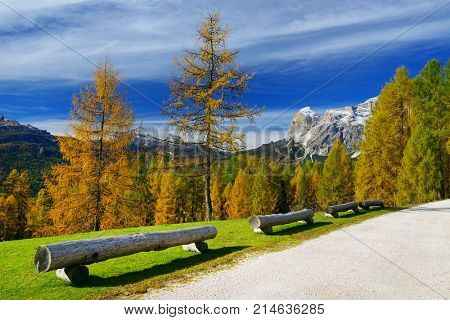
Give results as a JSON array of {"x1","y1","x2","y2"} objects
[{"x1": 143, "y1": 200, "x2": 450, "y2": 300}]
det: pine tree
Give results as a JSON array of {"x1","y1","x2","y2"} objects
[
  {"x1": 250, "y1": 167, "x2": 277, "y2": 215},
  {"x1": 228, "y1": 169, "x2": 252, "y2": 219},
  {"x1": 355, "y1": 67, "x2": 414, "y2": 205},
  {"x1": 154, "y1": 171, "x2": 178, "y2": 225},
  {"x1": 318, "y1": 139, "x2": 354, "y2": 209},
  {"x1": 164, "y1": 12, "x2": 262, "y2": 221},
  {"x1": 396, "y1": 59, "x2": 449, "y2": 204},
  {"x1": 47, "y1": 62, "x2": 135, "y2": 233}
]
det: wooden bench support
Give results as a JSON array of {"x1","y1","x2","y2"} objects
[
  {"x1": 56, "y1": 266, "x2": 89, "y2": 286},
  {"x1": 182, "y1": 241, "x2": 209, "y2": 254}
]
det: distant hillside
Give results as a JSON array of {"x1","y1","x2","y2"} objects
[{"x1": 0, "y1": 115, "x2": 61, "y2": 194}]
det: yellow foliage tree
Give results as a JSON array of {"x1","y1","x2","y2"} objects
[
  {"x1": 227, "y1": 169, "x2": 252, "y2": 219},
  {"x1": 47, "y1": 62, "x2": 136, "y2": 233},
  {"x1": 250, "y1": 167, "x2": 277, "y2": 215},
  {"x1": 0, "y1": 169, "x2": 30, "y2": 239},
  {"x1": 165, "y1": 12, "x2": 262, "y2": 221},
  {"x1": 355, "y1": 67, "x2": 414, "y2": 205},
  {"x1": 154, "y1": 171, "x2": 178, "y2": 225},
  {"x1": 27, "y1": 188, "x2": 52, "y2": 237},
  {"x1": 317, "y1": 139, "x2": 354, "y2": 209}
]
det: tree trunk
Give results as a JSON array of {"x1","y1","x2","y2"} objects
[
  {"x1": 35, "y1": 226, "x2": 217, "y2": 273},
  {"x1": 248, "y1": 209, "x2": 314, "y2": 234},
  {"x1": 204, "y1": 148, "x2": 213, "y2": 221}
]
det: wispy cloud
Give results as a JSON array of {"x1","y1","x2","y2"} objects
[
  {"x1": 1, "y1": 0, "x2": 449, "y2": 147},
  {"x1": 0, "y1": 0, "x2": 448, "y2": 80}
]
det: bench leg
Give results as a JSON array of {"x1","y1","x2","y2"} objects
[
  {"x1": 254, "y1": 226, "x2": 273, "y2": 234},
  {"x1": 304, "y1": 217, "x2": 314, "y2": 225},
  {"x1": 325, "y1": 213, "x2": 338, "y2": 218},
  {"x1": 182, "y1": 241, "x2": 209, "y2": 254},
  {"x1": 56, "y1": 265, "x2": 89, "y2": 286}
]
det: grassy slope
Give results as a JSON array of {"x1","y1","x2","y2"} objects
[{"x1": 0, "y1": 207, "x2": 401, "y2": 300}]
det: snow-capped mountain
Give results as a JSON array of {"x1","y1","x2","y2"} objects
[{"x1": 287, "y1": 97, "x2": 377, "y2": 158}]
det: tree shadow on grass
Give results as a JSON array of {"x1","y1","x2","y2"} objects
[
  {"x1": 271, "y1": 221, "x2": 332, "y2": 236},
  {"x1": 84, "y1": 246, "x2": 247, "y2": 288}
]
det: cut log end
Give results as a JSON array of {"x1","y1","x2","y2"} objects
[
  {"x1": 248, "y1": 216, "x2": 261, "y2": 229},
  {"x1": 35, "y1": 246, "x2": 51, "y2": 273},
  {"x1": 182, "y1": 242, "x2": 209, "y2": 254},
  {"x1": 56, "y1": 266, "x2": 89, "y2": 286}
]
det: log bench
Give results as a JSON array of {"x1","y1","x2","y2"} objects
[
  {"x1": 325, "y1": 201, "x2": 359, "y2": 218},
  {"x1": 34, "y1": 226, "x2": 217, "y2": 285},
  {"x1": 359, "y1": 200, "x2": 384, "y2": 210},
  {"x1": 248, "y1": 209, "x2": 314, "y2": 234}
]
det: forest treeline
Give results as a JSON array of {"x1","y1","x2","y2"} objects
[{"x1": 0, "y1": 13, "x2": 448, "y2": 241}]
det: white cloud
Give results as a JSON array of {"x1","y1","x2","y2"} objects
[{"x1": 0, "y1": 0, "x2": 447, "y2": 80}]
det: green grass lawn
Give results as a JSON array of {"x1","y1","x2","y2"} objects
[{"x1": 0, "y1": 207, "x2": 401, "y2": 300}]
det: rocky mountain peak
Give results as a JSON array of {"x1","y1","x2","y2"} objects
[
  {"x1": 0, "y1": 114, "x2": 21, "y2": 127},
  {"x1": 287, "y1": 107, "x2": 319, "y2": 141},
  {"x1": 287, "y1": 97, "x2": 378, "y2": 158}
]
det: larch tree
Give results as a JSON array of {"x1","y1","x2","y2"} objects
[
  {"x1": 308, "y1": 161, "x2": 321, "y2": 209},
  {"x1": 250, "y1": 166, "x2": 277, "y2": 215},
  {"x1": 27, "y1": 188, "x2": 52, "y2": 236},
  {"x1": 279, "y1": 164, "x2": 295, "y2": 212},
  {"x1": 1, "y1": 169, "x2": 30, "y2": 239},
  {"x1": 211, "y1": 165, "x2": 226, "y2": 220},
  {"x1": 154, "y1": 171, "x2": 178, "y2": 225},
  {"x1": 396, "y1": 59, "x2": 449, "y2": 204},
  {"x1": 317, "y1": 139, "x2": 354, "y2": 209},
  {"x1": 228, "y1": 169, "x2": 252, "y2": 219},
  {"x1": 0, "y1": 195, "x2": 19, "y2": 241},
  {"x1": 222, "y1": 181, "x2": 233, "y2": 218},
  {"x1": 164, "y1": 12, "x2": 262, "y2": 221},
  {"x1": 354, "y1": 67, "x2": 414, "y2": 205},
  {"x1": 47, "y1": 62, "x2": 135, "y2": 233}
]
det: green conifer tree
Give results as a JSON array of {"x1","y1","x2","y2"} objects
[
  {"x1": 318, "y1": 139, "x2": 354, "y2": 209},
  {"x1": 355, "y1": 67, "x2": 414, "y2": 205}
]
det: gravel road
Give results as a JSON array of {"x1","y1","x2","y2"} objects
[{"x1": 143, "y1": 200, "x2": 450, "y2": 300}]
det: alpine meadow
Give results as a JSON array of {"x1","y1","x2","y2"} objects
[{"x1": 0, "y1": 3, "x2": 449, "y2": 305}]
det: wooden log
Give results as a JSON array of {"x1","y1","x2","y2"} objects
[
  {"x1": 359, "y1": 200, "x2": 384, "y2": 210},
  {"x1": 326, "y1": 201, "x2": 359, "y2": 218},
  {"x1": 56, "y1": 266, "x2": 89, "y2": 286},
  {"x1": 248, "y1": 209, "x2": 314, "y2": 234},
  {"x1": 35, "y1": 226, "x2": 217, "y2": 273},
  {"x1": 182, "y1": 241, "x2": 208, "y2": 254}
]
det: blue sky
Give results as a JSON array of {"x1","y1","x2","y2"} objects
[{"x1": 0, "y1": 0, "x2": 449, "y2": 147}]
